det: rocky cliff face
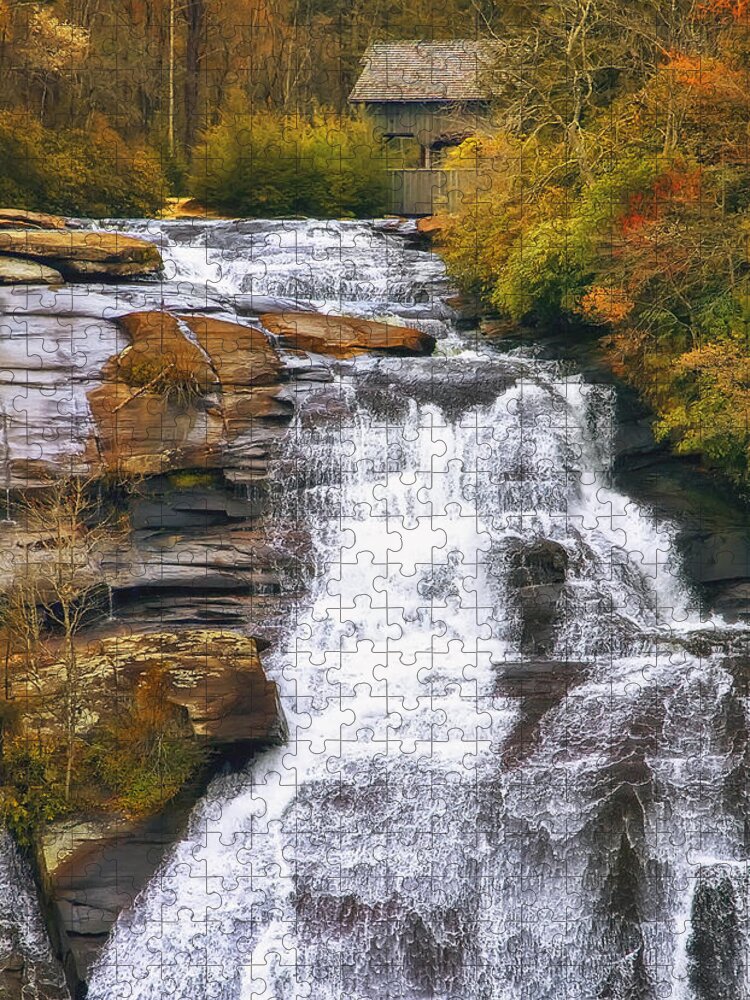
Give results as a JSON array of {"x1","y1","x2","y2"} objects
[
  {"x1": 0, "y1": 217, "x2": 291, "y2": 998},
  {"x1": 0, "y1": 212, "x2": 442, "y2": 999},
  {"x1": 34, "y1": 629, "x2": 286, "y2": 991}
]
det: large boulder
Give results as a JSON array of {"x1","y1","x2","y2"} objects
[
  {"x1": 92, "y1": 629, "x2": 286, "y2": 744},
  {"x1": 0, "y1": 229, "x2": 162, "y2": 279},
  {"x1": 87, "y1": 310, "x2": 292, "y2": 477},
  {"x1": 0, "y1": 257, "x2": 63, "y2": 285},
  {"x1": 185, "y1": 314, "x2": 284, "y2": 386},
  {"x1": 0, "y1": 208, "x2": 67, "y2": 230},
  {"x1": 41, "y1": 807, "x2": 194, "y2": 991},
  {"x1": 115, "y1": 309, "x2": 218, "y2": 391},
  {"x1": 17, "y1": 628, "x2": 286, "y2": 750},
  {"x1": 416, "y1": 214, "x2": 450, "y2": 238},
  {"x1": 260, "y1": 311, "x2": 436, "y2": 358},
  {"x1": 87, "y1": 381, "x2": 226, "y2": 476}
]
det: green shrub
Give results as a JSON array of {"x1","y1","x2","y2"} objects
[
  {"x1": 166, "y1": 470, "x2": 219, "y2": 490},
  {"x1": 86, "y1": 667, "x2": 206, "y2": 817},
  {"x1": 0, "y1": 737, "x2": 69, "y2": 846},
  {"x1": 0, "y1": 111, "x2": 167, "y2": 217},
  {"x1": 86, "y1": 726, "x2": 205, "y2": 816},
  {"x1": 190, "y1": 96, "x2": 388, "y2": 218}
]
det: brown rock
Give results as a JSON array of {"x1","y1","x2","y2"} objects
[
  {"x1": 40, "y1": 808, "x2": 195, "y2": 989},
  {"x1": 180, "y1": 314, "x2": 283, "y2": 386},
  {"x1": 0, "y1": 229, "x2": 162, "y2": 277},
  {"x1": 0, "y1": 256, "x2": 64, "y2": 284},
  {"x1": 260, "y1": 311, "x2": 435, "y2": 358},
  {"x1": 115, "y1": 310, "x2": 217, "y2": 391},
  {"x1": 21, "y1": 627, "x2": 285, "y2": 747},
  {"x1": 0, "y1": 208, "x2": 67, "y2": 230},
  {"x1": 87, "y1": 381, "x2": 225, "y2": 476},
  {"x1": 222, "y1": 386, "x2": 294, "y2": 430},
  {"x1": 59, "y1": 258, "x2": 162, "y2": 279},
  {"x1": 416, "y1": 214, "x2": 450, "y2": 237}
]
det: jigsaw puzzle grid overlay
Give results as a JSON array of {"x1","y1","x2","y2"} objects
[{"x1": 1, "y1": 8, "x2": 750, "y2": 1000}]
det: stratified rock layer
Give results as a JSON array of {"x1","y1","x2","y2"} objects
[
  {"x1": 261, "y1": 311, "x2": 436, "y2": 357},
  {"x1": 0, "y1": 228, "x2": 162, "y2": 279},
  {"x1": 0, "y1": 257, "x2": 64, "y2": 285},
  {"x1": 0, "y1": 209, "x2": 67, "y2": 230}
]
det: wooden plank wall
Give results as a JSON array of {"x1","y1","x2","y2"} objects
[{"x1": 389, "y1": 169, "x2": 481, "y2": 216}]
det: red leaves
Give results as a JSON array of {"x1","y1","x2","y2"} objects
[
  {"x1": 619, "y1": 168, "x2": 702, "y2": 234},
  {"x1": 664, "y1": 51, "x2": 746, "y2": 95},
  {"x1": 697, "y1": 0, "x2": 750, "y2": 20}
]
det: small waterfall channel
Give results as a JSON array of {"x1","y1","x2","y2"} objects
[{"x1": 10, "y1": 218, "x2": 750, "y2": 999}]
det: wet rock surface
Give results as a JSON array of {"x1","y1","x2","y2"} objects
[
  {"x1": 260, "y1": 311, "x2": 436, "y2": 357},
  {"x1": 0, "y1": 229, "x2": 162, "y2": 280},
  {"x1": 507, "y1": 539, "x2": 569, "y2": 654},
  {"x1": 0, "y1": 257, "x2": 64, "y2": 285},
  {"x1": 39, "y1": 771, "x2": 232, "y2": 990}
]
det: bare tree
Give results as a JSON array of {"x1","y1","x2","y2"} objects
[
  {"x1": 11, "y1": 478, "x2": 125, "y2": 800},
  {"x1": 475, "y1": 0, "x2": 704, "y2": 182}
]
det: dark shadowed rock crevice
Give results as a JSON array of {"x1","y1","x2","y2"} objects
[{"x1": 506, "y1": 539, "x2": 569, "y2": 654}]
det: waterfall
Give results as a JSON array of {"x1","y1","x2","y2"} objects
[
  {"x1": 0, "y1": 832, "x2": 69, "y2": 996},
  {"x1": 53, "y1": 218, "x2": 750, "y2": 1000}
]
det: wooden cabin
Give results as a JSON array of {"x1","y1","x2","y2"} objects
[{"x1": 349, "y1": 40, "x2": 502, "y2": 215}]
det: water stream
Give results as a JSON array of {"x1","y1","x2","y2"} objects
[{"x1": 9, "y1": 219, "x2": 750, "y2": 999}]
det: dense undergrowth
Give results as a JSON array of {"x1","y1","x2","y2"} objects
[
  {"x1": 189, "y1": 100, "x2": 390, "y2": 218},
  {"x1": 0, "y1": 112, "x2": 166, "y2": 218},
  {"x1": 0, "y1": 103, "x2": 390, "y2": 219}
]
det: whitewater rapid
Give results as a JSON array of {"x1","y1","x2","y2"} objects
[{"x1": 75, "y1": 219, "x2": 750, "y2": 1000}]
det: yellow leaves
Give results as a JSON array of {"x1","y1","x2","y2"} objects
[
  {"x1": 648, "y1": 339, "x2": 750, "y2": 474},
  {"x1": 578, "y1": 285, "x2": 636, "y2": 325},
  {"x1": 675, "y1": 340, "x2": 750, "y2": 395},
  {"x1": 25, "y1": 8, "x2": 89, "y2": 76}
]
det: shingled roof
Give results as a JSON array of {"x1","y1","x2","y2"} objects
[{"x1": 349, "y1": 40, "x2": 503, "y2": 103}]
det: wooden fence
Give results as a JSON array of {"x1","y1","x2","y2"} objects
[{"x1": 388, "y1": 169, "x2": 482, "y2": 216}]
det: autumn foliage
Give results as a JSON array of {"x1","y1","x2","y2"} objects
[
  {"x1": 697, "y1": 0, "x2": 750, "y2": 19},
  {"x1": 440, "y1": 8, "x2": 750, "y2": 488}
]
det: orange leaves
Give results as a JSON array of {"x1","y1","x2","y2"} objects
[
  {"x1": 653, "y1": 170, "x2": 702, "y2": 202},
  {"x1": 619, "y1": 192, "x2": 653, "y2": 234},
  {"x1": 619, "y1": 167, "x2": 702, "y2": 235},
  {"x1": 134, "y1": 666, "x2": 177, "y2": 733},
  {"x1": 579, "y1": 285, "x2": 635, "y2": 325},
  {"x1": 696, "y1": 0, "x2": 750, "y2": 19},
  {"x1": 664, "y1": 51, "x2": 746, "y2": 97}
]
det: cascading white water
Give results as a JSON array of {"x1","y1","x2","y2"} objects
[
  {"x1": 80, "y1": 219, "x2": 750, "y2": 1000},
  {"x1": 0, "y1": 832, "x2": 69, "y2": 996}
]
